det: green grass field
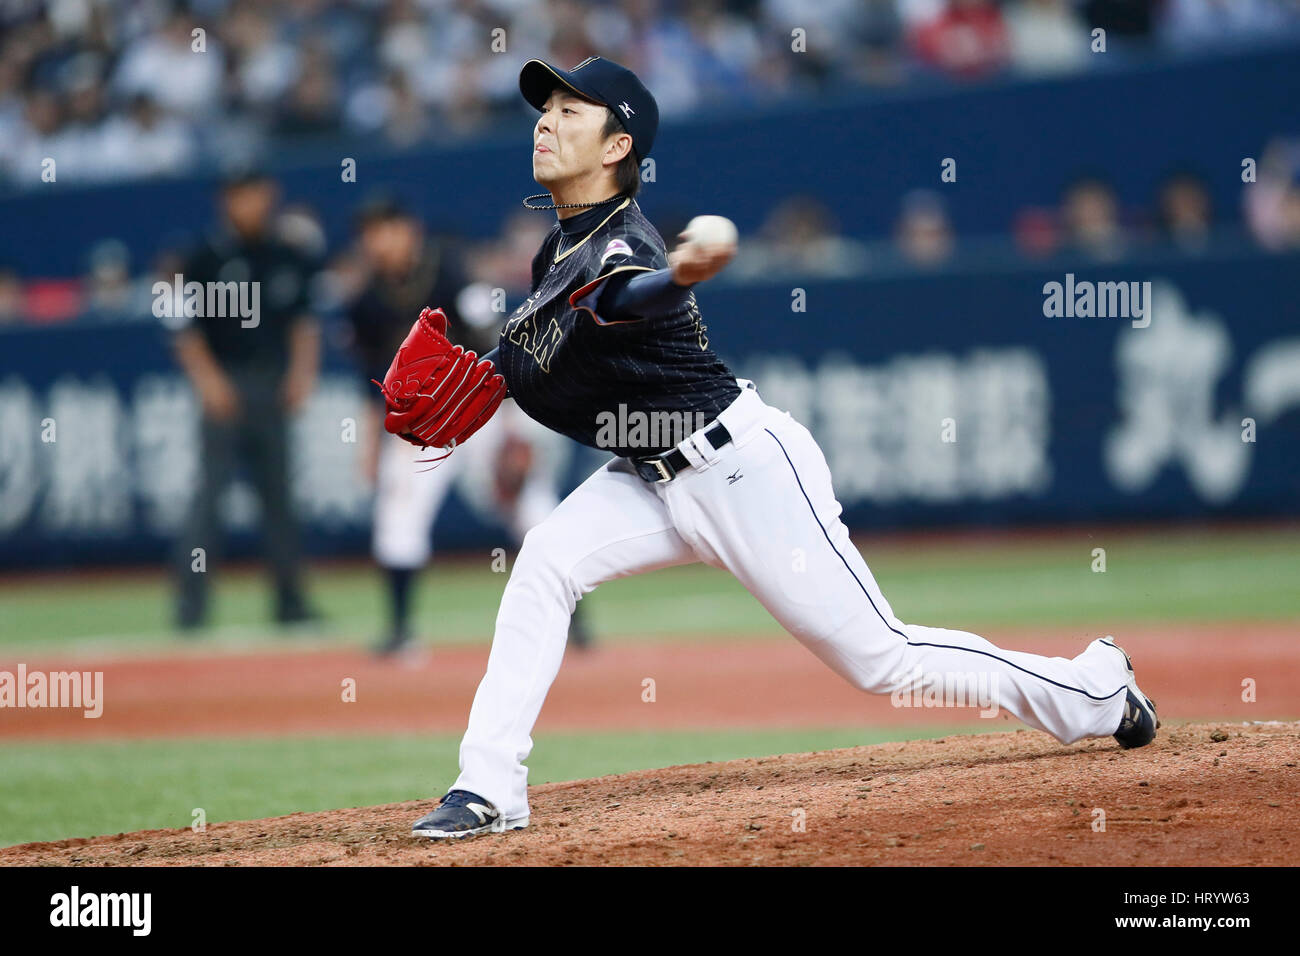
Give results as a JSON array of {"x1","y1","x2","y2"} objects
[
  {"x1": 1, "y1": 526, "x2": 1296, "y2": 849},
  {"x1": 2, "y1": 526, "x2": 1297, "y2": 654},
  {"x1": 0, "y1": 726, "x2": 987, "y2": 847}
]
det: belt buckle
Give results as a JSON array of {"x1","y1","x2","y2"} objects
[{"x1": 650, "y1": 457, "x2": 675, "y2": 483}]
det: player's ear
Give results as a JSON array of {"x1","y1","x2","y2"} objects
[{"x1": 605, "y1": 132, "x2": 633, "y2": 165}]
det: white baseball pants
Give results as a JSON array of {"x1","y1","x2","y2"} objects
[
  {"x1": 452, "y1": 385, "x2": 1131, "y2": 822},
  {"x1": 373, "y1": 402, "x2": 565, "y2": 568}
]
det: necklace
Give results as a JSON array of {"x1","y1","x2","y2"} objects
[{"x1": 522, "y1": 192, "x2": 625, "y2": 211}]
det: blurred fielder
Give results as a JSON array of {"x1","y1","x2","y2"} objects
[{"x1": 345, "y1": 198, "x2": 587, "y2": 654}]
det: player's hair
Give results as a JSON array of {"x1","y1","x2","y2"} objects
[{"x1": 602, "y1": 108, "x2": 641, "y2": 199}]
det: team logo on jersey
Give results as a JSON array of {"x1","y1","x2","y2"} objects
[
  {"x1": 507, "y1": 308, "x2": 563, "y2": 374},
  {"x1": 599, "y1": 239, "x2": 634, "y2": 266}
]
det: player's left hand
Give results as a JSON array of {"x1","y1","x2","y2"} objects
[
  {"x1": 376, "y1": 307, "x2": 507, "y2": 453},
  {"x1": 669, "y1": 229, "x2": 736, "y2": 286}
]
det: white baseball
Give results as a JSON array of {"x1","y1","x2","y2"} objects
[{"x1": 683, "y1": 215, "x2": 738, "y2": 251}]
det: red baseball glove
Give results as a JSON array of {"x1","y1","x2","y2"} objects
[{"x1": 374, "y1": 307, "x2": 507, "y2": 456}]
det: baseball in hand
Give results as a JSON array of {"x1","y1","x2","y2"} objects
[
  {"x1": 682, "y1": 215, "x2": 738, "y2": 251},
  {"x1": 671, "y1": 215, "x2": 738, "y2": 285}
]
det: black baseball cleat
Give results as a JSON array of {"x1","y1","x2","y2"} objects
[
  {"x1": 411, "y1": 790, "x2": 529, "y2": 840},
  {"x1": 1102, "y1": 639, "x2": 1160, "y2": 749}
]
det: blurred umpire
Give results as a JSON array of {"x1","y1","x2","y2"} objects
[
  {"x1": 345, "y1": 196, "x2": 489, "y2": 653},
  {"x1": 169, "y1": 168, "x2": 321, "y2": 631}
]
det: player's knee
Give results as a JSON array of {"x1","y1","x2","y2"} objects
[
  {"x1": 815, "y1": 626, "x2": 910, "y2": 695},
  {"x1": 516, "y1": 520, "x2": 558, "y2": 565},
  {"x1": 826, "y1": 654, "x2": 897, "y2": 695},
  {"x1": 511, "y1": 521, "x2": 579, "y2": 594},
  {"x1": 857, "y1": 664, "x2": 903, "y2": 696}
]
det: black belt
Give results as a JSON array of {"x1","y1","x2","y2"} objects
[{"x1": 632, "y1": 421, "x2": 732, "y2": 483}]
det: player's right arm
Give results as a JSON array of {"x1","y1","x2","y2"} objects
[
  {"x1": 173, "y1": 329, "x2": 239, "y2": 421},
  {"x1": 573, "y1": 268, "x2": 694, "y2": 327},
  {"x1": 572, "y1": 218, "x2": 736, "y2": 324},
  {"x1": 168, "y1": 240, "x2": 240, "y2": 421},
  {"x1": 569, "y1": 230, "x2": 689, "y2": 326}
]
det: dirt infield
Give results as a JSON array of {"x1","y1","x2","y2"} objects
[
  {"x1": 3, "y1": 721, "x2": 1295, "y2": 866},
  {"x1": 1, "y1": 623, "x2": 1295, "y2": 739}
]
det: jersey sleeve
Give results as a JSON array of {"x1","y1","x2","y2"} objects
[
  {"x1": 567, "y1": 230, "x2": 663, "y2": 326},
  {"x1": 160, "y1": 243, "x2": 210, "y2": 334},
  {"x1": 286, "y1": 247, "x2": 314, "y2": 320}
]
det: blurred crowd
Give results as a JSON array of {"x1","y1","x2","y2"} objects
[
  {"x1": 4, "y1": 131, "x2": 1299, "y2": 327},
  {"x1": 3, "y1": 0, "x2": 1300, "y2": 189},
  {"x1": 1, "y1": 0, "x2": 1298, "y2": 325}
]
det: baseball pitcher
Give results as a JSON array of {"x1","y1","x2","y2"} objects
[{"x1": 373, "y1": 56, "x2": 1159, "y2": 839}]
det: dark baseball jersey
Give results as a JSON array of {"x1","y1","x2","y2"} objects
[
  {"x1": 497, "y1": 196, "x2": 741, "y2": 457},
  {"x1": 175, "y1": 229, "x2": 314, "y2": 376}
]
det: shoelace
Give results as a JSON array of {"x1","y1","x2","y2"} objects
[
  {"x1": 1119, "y1": 695, "x2": 1151, "y2": 732},
  {"x1": 1119, "y1": 701, "x2": 1138, "y2": 731}
]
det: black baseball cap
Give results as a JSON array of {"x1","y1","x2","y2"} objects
[{"x1": 519, "y1": 56, "x2": 659, "y2": 161}]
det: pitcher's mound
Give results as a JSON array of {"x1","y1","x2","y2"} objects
[{"x1": 5, "y1": 721, "x2": 1296, "y2": 866}]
